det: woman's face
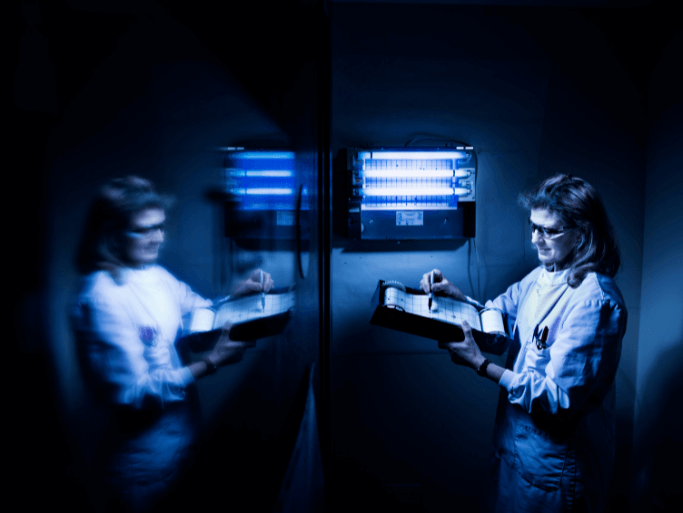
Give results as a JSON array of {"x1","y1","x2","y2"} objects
[
  {"x1": 123, "y1": 208, "x2": 166, "y2": 267},
  {"x1": 530, "y1": 208, "x2": 581, "y2": 272}
]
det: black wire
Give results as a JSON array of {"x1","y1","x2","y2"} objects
[{"x1": 468, "y1": 238, "x2": 475, "y2": 300}]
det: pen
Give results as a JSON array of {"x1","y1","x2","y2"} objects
[
  {"x1": 536, "y1": 325, "x2": 549, "y2": 350},
  {"x1": 428, "y1": 270, "x2": 434, "y2": 310},
  {"x1": 260, "y1": 269, "x2": 265, "y2": 311}
]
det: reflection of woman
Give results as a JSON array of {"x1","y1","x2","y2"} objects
[
  {"x1": 421, "y1": 175, "x2": 627, "y2": 512},
  {"x1": 72, "y1": 176, "x2": 272, "y2": 511}
]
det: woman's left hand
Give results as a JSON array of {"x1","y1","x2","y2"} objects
[{"x1": 439, "y1": 320, "x2": 486, "y2": 369}]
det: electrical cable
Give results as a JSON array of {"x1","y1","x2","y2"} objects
[
  {"x1": 474, "y1": 236, "x2": 484, "y2": 301},
  {"x1": 467, "y1": 238, "x2": 475, "y2": 300}
]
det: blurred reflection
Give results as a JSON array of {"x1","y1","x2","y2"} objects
[
  {"x1": 224, "y1": 149, "x2": 298, "y2": 242},
  {"x1": 21, "y1": 2, "x2": 325, "y2": 510},
  {"x1": 222, "y1": 146, "x2": 309, "y2": 295},
  {"x1": 177, "y1": 146, "x2": 316, "y2": 510},
  {"x1": 71, "y1": 176, "x2": 275, "y2": 512},
  {"x1": 185, "y1": 268, "x2": 293, "y2": 344}
]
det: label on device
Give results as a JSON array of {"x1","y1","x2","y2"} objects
[{"x1": 396, "y1": 211, "x2": 423, "y2": 226}]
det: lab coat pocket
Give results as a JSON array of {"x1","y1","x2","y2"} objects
[
  {"x1": 529, "y1": 343, "x2": 552, "y2": 364},
  {"x1": 513, "y1": 422, "x2": 569, "y2": 492}
]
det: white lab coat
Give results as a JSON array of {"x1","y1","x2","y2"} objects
[
  {"x1": 482, "y1": 266, "x2": 627, "y2": 512},
  {"x1": 72, "y1": 265, "x2": 213, "y2": 511}
]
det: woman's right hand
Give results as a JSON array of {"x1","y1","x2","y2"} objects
[
  {"x1": 420, "y1": 269, "x2": 466, "y2": 301},
  {"x1": 232, "y1": 269, "x2": 274, "y2": 298}
]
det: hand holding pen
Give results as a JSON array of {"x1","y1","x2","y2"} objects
[
  {"x1": 232, "y1": 269, "x2": 274, "y2": 298},
  {"x1": 420, "y1": 269, "x2": 467, "y2": 302}
]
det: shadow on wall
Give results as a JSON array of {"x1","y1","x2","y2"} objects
[{"x1": 631, "y1": 338, "x2": 683, "y2": 512}]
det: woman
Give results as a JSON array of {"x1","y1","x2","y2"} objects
[
  {"x1": 421, "y1": 174, "x2": 627, "y2": 512},
  {"x1": 72, "y1": 176, "x2": 272, "y2": 511}
]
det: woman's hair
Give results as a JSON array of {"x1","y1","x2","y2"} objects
[
  {"x1": 76, "y1": 176, "x2": 174, "y2": 275},
  {"x1": 519, "y1": 174, "x2": 621, "y2": 287}
]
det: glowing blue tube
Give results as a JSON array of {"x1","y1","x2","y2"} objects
[
  {"x1": 360, "y1": 169, "x2": 470, "y2": 178},
  {"x1": 359, "y1": 186, "x2": 470, "y2": 196},
  {"x1": 231, "y1": 188, "x2": 294, "y2": 195},
  {"x1": 357, "y1": 151, "x2": 467, "y2": 160}
]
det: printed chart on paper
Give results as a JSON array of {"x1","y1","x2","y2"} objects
[{"x1": 383, "y1": 287, "x2": 482, "y2": 331}]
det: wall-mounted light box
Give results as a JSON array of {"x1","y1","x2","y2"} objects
[
  {"x1": 347, "y1": 147, "x2": 476, "y2": 239},
  {"x1": 224, "y1": 149, "x2": 307, "y2": 239}
]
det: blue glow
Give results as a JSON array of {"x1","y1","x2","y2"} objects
[
  {"x1": 228, "y1": 151, "x2": 295, "y2": 160},
  {"x1": 361, "y1": 204, "x2": 454, "y2": 211},
  {"x1": 358, "y1": 150, "x2": 468, "y2": 160},
  {"x1": 246, "y1": 170, "x2": 293, "y2": 177},
  {"x1": 224, "y1": 150, "x2": 299, "y2": 210},
  {"x1": 227, "y1": 170, "x2": 294, "y2": 178},
  {"x1": 360, "y1": 186, "x2": 470, "y2": 196},
  {"x1": 349, "y1": 148, "x2": 474, "y2": 218},
  {"x1": 231, "y1": 188, "x2": 294, "y2": 195},
  {"x1": 360, "y1": 169, "x2": 470, "y2": 178}
]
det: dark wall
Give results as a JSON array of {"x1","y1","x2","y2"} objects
[
  {"x1": 632, "y1": 30, "x2": 683, "y2": 512},
  {"x1": 330, "y1": 3, "x2": 656, "y2": 511}
]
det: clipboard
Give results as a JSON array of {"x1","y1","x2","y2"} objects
[{"x1": 370, "y1": 280, "x2": 510, "y2": 355}]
